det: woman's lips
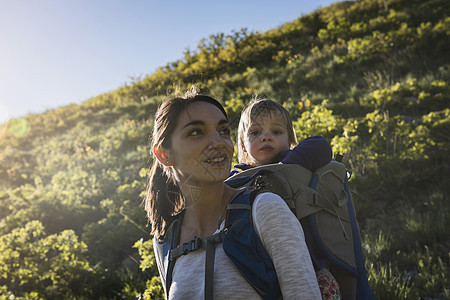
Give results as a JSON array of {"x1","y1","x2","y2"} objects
[
  {"x1": 204, "y1": 155, "x2": 228, "y2": 167},
  {"x1": 205, "y1": 156, "x2": 226, "y2": 163}
]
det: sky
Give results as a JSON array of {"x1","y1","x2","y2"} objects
[{"x1": 0, "y1": 0, "x2": 338, "y2": 124}]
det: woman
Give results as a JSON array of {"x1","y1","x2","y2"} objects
[{"x1": 143, "y1": 94, "x2": 321, "y2": 299}]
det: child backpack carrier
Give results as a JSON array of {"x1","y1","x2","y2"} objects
[
  {"x1": 224, "y1": 158, "x2": 376, "y2": 300},
  {"x1": 158, "y1": 159, "x2": 376, "y2": 299}
]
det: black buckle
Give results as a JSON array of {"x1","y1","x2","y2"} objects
[
  {"x1": 170, "y1": 236, "x2": 202, "y2": 260},
  {"x1": 183, "y1": 237, "x2": 201, "y2": 254},
  {"x1": 209, "y1": 229, "x2": 227, "y2": 244}
]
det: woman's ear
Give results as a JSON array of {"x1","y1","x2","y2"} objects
[{"x1": 153, "y1": 145, "x2": 173, "y2": 166}]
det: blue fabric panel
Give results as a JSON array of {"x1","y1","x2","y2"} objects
[
  {"x1": 344, "y1": 174, "x2": 377, "y2": 300},
  {"x1": 222, "y1": 191, "x2": 282, "y2": 300},
  {"x1": 281, "y1": 135, "x2": 333, "y2": 170}
]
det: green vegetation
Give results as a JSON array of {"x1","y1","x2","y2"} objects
[{"x1": 1, "y1": 0, "x2": 449, "y2": 298}]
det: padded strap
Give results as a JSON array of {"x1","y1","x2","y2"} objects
[
  {"x1": 166, "y1": 230, "x2": 225, "y2": 300},
  {"x1": 162, "y1": 215, "x2": 183, "y2": 297},
  {"x1": 204, "y1": 238, "x2": 216, "y2": 299},
  {"x1": 204, "y1": 231, "x2": 225, "y2": 299}
]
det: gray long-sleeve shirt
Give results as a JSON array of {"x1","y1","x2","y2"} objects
[{"x1": 154, "y1": 192, "x2": 321, "y2": 300}]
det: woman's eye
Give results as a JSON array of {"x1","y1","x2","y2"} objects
[
  {"x1": 273, "y1": 130, "x2": 283, "y2": 135},
  {"x1": 188, "y1": 129, "x2": 202, "y2": 137},
  {"x1": 220, "y1": 128, "x2": 231, "y2": 137}
]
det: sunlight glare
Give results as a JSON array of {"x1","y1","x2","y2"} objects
[{"x1": 8, "y1": 118, "x2": 29, "y2": 137}]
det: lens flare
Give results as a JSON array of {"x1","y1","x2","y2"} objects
[{"x1": 8, "y1": 118, "x2": 29, "y2": 137}]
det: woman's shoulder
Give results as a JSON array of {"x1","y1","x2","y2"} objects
[
  {"x1": 252, "y1": 192, "x2": 290, "y2": 215},
  {"x1": 253, "y1": 191, "x2": 283, "y2": 202}
]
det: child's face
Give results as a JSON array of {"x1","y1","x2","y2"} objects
[{"x1": 243, "y1": 111, "x2": 290, "y2": 166}]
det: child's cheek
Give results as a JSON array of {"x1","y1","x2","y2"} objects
[
  {"x1": 247, "y1": 139, "x2": 258, "y2": 152},
  {"x1": 247, "y1": 135, "x2": 258, "y2": 144}
]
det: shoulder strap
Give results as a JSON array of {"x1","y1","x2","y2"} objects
[
  {"x1": 158, "y1": 213, "x2": 183, "y2": 297},
  {"x1": 159, "y1": 189, "x2": 260, "y2": 299},
  {"x1": 222, "y1": 188, "x2": 282, "y2": 300},
  {"x1": 159, "y1": 209, "x2": 229, "y2": 299}
]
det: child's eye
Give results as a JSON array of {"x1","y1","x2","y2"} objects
[
  {"x1": 273, "y1": 130, "x2": 283, "y2": 135},
  {"x1": 249, "y1": 130, "x2": 260, "y2": 136}
]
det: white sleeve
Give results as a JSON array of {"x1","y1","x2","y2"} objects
[{"x1": 252, "y1": 192, "x2": 321, "y2": 300}]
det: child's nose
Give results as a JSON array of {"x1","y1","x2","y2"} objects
[{"x1": 260, "y1": 133, "x2": 272, "y2": 142}]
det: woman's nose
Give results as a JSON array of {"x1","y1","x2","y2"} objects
[{"x1": 208, "y1": 131, "x2": 225, "y2": 148}]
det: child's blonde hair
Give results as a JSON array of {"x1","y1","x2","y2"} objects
[{"x1": 238, "y1": 99, "x2": 298, "y2": 164}]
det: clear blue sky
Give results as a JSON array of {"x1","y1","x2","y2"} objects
[{"x1": 0, "y1": 0, "x2": 338, "y2": 124}]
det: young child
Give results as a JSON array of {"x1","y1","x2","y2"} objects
[
  {"x1": 233, "y1": 98, "x2": 332, "y2": 173},
  {"x1": 233, "y1": 99, "x2": 342, "y2": 300}
]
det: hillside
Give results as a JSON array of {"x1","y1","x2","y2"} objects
[{"x1": 0, "y1": 0, "x2": 449, "y2": 298}]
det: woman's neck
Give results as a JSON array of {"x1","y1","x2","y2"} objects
[{"x1": 179, "y1": 182, "x2": 234, "y2": 242}]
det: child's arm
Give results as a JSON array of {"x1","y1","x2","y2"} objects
[{"x1": 281, "y1": 135, "x2": 332, "y2": 170}]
